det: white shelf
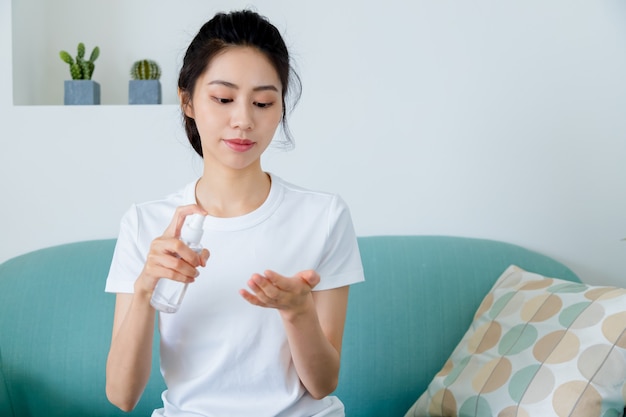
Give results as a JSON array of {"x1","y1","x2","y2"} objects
[{"x1": 10, "y1": 0, "x2": 206, "y2": 106}]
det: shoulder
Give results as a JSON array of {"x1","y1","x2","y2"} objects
[
  {"x1": 270, "y1": 174, "x2": 353, "y2": 233},
  {"x1": 135, "y1": 181, "x2": 194, "y2": 216},
  {"x1": 271, "y1": 174, "x2": 346, "y2": 209},
  {"x1": 119, "y1": 181, "x2": 196, "y2": 236}
]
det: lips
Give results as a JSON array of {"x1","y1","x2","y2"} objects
[{"x1": 223, "y1": 139, "x2": 255, "y2": 152}]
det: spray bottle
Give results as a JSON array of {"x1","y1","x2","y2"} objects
[{"x1": 150, "y1": 213, "x2": 206, "y2": 313}]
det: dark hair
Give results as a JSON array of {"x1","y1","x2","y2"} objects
[{"x1": 178, "y1": 10, "x2": 301, "y2": 156}]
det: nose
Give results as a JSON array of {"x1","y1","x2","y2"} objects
[{"x1": 231, "y1": 101, "x2": 254, "y2": 131}]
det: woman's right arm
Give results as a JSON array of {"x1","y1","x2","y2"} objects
[
  {"x1": 105, "y1": 290, "x2": 156, "y2": 412},
  {"x1": 105, "y1": 205, "x2": 208, "y2": 412}
]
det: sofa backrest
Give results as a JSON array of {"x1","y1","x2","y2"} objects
[{"x1": 0, "y1": 236, "x2": 579, "y2": 417}]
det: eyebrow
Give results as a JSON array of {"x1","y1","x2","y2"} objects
[{"x1": 208, "y1": 80, "x2": 279, "y2": 92}]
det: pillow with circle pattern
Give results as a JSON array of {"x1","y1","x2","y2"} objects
[{"x1": 405, "y1": 265, "x2": 626, "y2": 417}]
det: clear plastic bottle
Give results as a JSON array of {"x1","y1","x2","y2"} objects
[{"x1": 150, "y1": 213, "x2": 206, "y2": 313}]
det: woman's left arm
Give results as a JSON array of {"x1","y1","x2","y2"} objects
[{"x1": 240, "y1": 270, "x2": 349, "y2": 399}]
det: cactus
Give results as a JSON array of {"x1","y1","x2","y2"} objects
[
  {"x1": 130, "y1": 59, "x2": 161, "y2": 80},
  {"x1": 59, "y1": 43, "x2": 100, "y2": 80}
]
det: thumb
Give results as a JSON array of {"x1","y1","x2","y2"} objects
[{"x1": 298, "y1": 270, "x2": 320, "y2": 289}]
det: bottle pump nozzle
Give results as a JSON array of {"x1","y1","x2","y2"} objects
[{"x1": 181, "y1": 214, "x2": 206, "y2": 244}]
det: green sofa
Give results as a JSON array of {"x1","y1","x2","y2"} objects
[{"x1": 0, "y1": 236, "x2": 579, "y2": 416}]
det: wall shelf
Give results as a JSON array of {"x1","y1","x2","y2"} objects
[{"x1": 10, "y1": 0, "x2": 213, "y2": 106}]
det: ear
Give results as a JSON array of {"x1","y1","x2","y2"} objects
[{"x1": 178, "y1": 88, "x2": 194, "y2": 119}]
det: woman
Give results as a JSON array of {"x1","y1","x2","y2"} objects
[{"x1": 105, "y1": 10, "x2": 364, "y2": 417}]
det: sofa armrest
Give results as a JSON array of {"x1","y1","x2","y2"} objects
[
  {"x1": 0, "y1": 240, "x2": 165, "y2": 417},
  {"x1": 0, "y1": 347, "x2": 14, "y2": 417}
]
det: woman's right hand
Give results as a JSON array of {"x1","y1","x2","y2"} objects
[{"x1": 134, "y1": 204, "x2": 210, "y2": 297}]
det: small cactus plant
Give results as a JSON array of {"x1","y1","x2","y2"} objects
[
  {"x1": 130, "y1": 59, "x2": 161, "y2": 80},
  {"x1": 59, "y1": 43, "x2": 100, "y2": 80}
]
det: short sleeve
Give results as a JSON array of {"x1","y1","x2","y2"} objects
[
  {"x1": 105, "y1": 205, "x2": 145, "y2": 293},
  {"x1": 314, "y1": 195, "x2": 364, "y2": 291}
]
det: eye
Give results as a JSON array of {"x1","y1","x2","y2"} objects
[
  {"x1": 254, "y1": 101, "x2": 273, "y2": 108},
  {"x1": 212, "y1": 97, "x2": 233, "y2": 104}
]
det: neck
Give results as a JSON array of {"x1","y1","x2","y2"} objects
[{"x1": 195, "y1": 166, "x2": 271, "y2": 218}]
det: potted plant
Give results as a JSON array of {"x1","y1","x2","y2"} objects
[
  {"x1": 59, "y1": 43, "x2": 100, "y2": 105},
  {"x1": 129, "y1": 59, "x2": 161, "y2": 105}
]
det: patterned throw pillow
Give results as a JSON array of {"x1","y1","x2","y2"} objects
[{"x1": 406, "y1": 265, "x2": 626, "y2": 417}]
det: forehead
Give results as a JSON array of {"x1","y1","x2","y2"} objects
[{"x1": 202, "y1": 46, "x2": 282, "y2": 89}]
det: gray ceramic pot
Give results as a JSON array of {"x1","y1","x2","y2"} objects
[
  {"x1": 64, "y1": 80, "x2": 101, "y2": 105},
  {"x1": 129, "y1": 80, "x2": 162, "y2": 105}
]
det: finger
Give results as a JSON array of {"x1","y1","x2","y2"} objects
[
  {"x1": 250, "y1": 274, "x2": 278, "y2": 295},
  {"x1": 160, "y1": 254, "x2": 199, "y2": 279},
  {"x1": 239, "y1": 289, "x2": 266, "y2": 307},
  {"x1": 163, "y1": 204, "x2": 207, "y2": 238},
  {"x1": 200, "y1": 248, "x2": 210, "y2": 267},
  {"x1": 147, "y1": 249, "x2": 199, "y2": 280},
  {"x1": 248, "y1": 274, "x2": 281, "y2": 302},
  {"x1": 297, "y1": 270, "x2": 320, "y2": 289},
  {"x1": 246, "y1": 274, "x2": 263, "y2": 293},
  {"x1": 148, "y1": 238, "x2": 200, "y2": 275},
  {"x1": 263, "y1": 270, "x2": 293, "y2": 291},
  {"x1": 265, "y1": 270, "x2": 317, "y2": 292},
  {"x1": 175, "y1": 242, "x2": 206, "y2": 268},
  {"x1": 152, "y1": 237, "x2": 203, "y2": 268},
  {"x1": 142, "y1": 261, "x2": 197, "y2": 285},
  {"x1": 241, "y1": 285, "x2": 272, "y2": 307}
]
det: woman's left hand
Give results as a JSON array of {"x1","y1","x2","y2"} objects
[
  {"x1": 241, "y1": 269, "x2": 347, "y2": 398},
  {"x1": 240, "y1": 270, "x2": 320, "y2": 314}
]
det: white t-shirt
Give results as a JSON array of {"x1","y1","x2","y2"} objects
[{"x1": 105, "y1": 174, "x2": 365, "y2": 417}]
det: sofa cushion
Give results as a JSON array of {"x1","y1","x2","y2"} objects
[{"x1": 406, "y1": 265, "x2": 626, "y2": 417}]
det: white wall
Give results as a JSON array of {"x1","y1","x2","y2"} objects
[{"x1": 1, "y1": 0, "x2": 625, "y2": 286}]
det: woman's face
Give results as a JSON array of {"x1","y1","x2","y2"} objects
[{"x1": 183, "y1": 46, "x2": 283, "y2": 172}]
